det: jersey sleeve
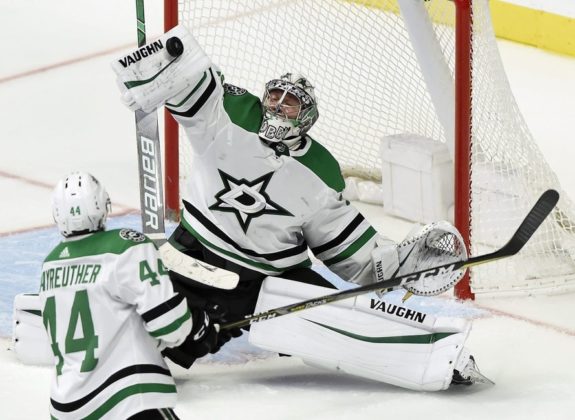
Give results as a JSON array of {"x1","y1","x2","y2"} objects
[
  {"x1": 296, "y1": 141, "x2": 381, "y2": 286},
  {"x1": 105, "y1": 237, "x2": 192, "y2": 348},
  {"x1": 304, "y1": 189, "x2": 381, "y2": 286},
  {"x1": 165, "y1": 64, "x2": 225, "y2": 155}
]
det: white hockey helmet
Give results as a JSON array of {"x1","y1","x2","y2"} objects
[
  {"x1": 260, "y1": 73, "x2": 319, "y2": 148},
  {"x1": 52, "y1": 171, "x2": 111, "y2": 237}
]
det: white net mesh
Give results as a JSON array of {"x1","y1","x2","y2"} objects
[
  {"x1": 469, "y1": 1, "x2": 575, "y2": 294},
  {"x1": 173, "y1": 0, "x2": 575, "y2": 295},
  {"x1": 176, "y1": 0, "x2": 451, "y2": 180}
]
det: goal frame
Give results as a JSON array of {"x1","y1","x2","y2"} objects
[{"x1": 162, "y1": 0, "x2": 476, "y2": 300}]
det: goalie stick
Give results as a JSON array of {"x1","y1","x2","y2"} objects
[
  {"x1": 219, "y1": 189, "x2": 559, "y2": 330},
  {"x1": 132, "y1": 0, "x2": 239, "y2": 289}
]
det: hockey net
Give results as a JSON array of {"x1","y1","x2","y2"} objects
[{"x1": 164, "y1": 0, "x2": 575, "y2": 297}]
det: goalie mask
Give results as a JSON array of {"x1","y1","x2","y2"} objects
[
  {"x1": 260, "y1": 73, "x2": 319, "y2": 148},
  {"x1": 52, "y1": 171, "x2": 111, "y2": 237}
]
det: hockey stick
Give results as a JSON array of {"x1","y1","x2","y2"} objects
[
  {"x1": 132, "y1": 0, "x2": 239, "y2": 289},
  {"x1": 220, "y1": 189, "x2": 559, "y2": 330}
]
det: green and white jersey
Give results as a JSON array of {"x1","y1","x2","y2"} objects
[
  {"x1": 166, "y1": 63, "x2": 379, "y2": 285},
  {"x1": 39, "y1": 229, "x2": 191, "y2": 420}
]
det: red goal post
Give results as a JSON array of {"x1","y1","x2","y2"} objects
[
  {"x1": 164, "y1": 0, "x2": 180, "y2": 223},
  {"x1": 162, "y1": 0, "x2": 575, "y2": 299}
]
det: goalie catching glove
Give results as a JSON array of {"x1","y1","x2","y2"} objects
[
  {"x1": 371, "y1": 221, "x2": 467, "y2": 296},
  {"x1": 111, "y1": 25, "x2": 210, "y2": 112}
]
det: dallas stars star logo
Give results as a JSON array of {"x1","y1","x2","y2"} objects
[{"x1": 209, "y1": 170, "x2": 293, "y2": 233}]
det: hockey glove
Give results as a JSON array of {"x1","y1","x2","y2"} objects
[
  {"x1": 371, "y1": 236, "x2": 400, "y2": 283},
  {"x1": 397, "y1": 221, "x2": 467, "y2": 296},
  {"x1": 370, "y1": 236, "x2": 400, "y2": 298},
  {"x1": 205, "y1": 303, "x2": 243, "y2": 351},
  {"x1": 372, "y1": 221, "x2": 467, "y2": 297},
  {"x1": 111, "y1": 24, "x2": 211, "y2": 112},
  {"x1": 161, "y1": 308, "x2": 218, "y2": 368},
  {"x1": 398, "y1": 221, "x2": 467, "y2": 295},
  {"x1": 189, "y1": 308, "x2": 219, "y2": 357}
]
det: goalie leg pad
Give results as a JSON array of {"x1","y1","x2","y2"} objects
[
  {"x1": 12, "y1": 293, "x2": 53, "y2": 366},
  {"x1": 249, "y1": 277, "x2": 471, "y2": 391},
  {"x1": 111, "y1": 25, "x2": 211, "y2": 112}
]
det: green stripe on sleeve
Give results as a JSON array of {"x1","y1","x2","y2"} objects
[
  {"x1": 84, "y1": 383, "x2": 176, "y2": 420},
  {"x1": 162, "y1": 408, "x2": 176, "y2": 420},
  {"x1": 149, "y1": 309, "x2": 191, "y2": 338},
  {"x1": 323, "y1": 226, "x2": 377, "y2": 266}
]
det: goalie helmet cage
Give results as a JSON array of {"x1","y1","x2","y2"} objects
[{"x1": 163, "y1": 0, "x2": 575, "y2": 299}]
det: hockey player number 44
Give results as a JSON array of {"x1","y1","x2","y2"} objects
[{"x1": 42, "y1": 290, "x2": 99, "y2": 376}]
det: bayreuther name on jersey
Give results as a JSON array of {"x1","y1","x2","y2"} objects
[
  {"x1": 118, "y1": 40, "x2": 164, "y2": 68},
  {"x1": 40, "y1": 264, "x2": 102, "y2": 292},
  {"x1": 369, "y1": 299, "x2": 427, "y2": 323}
]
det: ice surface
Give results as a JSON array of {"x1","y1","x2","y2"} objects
[{"x1": 0, "y1": 1, "x2": 574, "y2": 419}]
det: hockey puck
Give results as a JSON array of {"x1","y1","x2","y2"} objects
[{"x1": 166, "y1": 36, "x2": 184, "y2": 58}]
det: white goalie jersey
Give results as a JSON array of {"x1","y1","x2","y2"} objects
[
  {"x1": 39, "y1": 229, "x2": 191, "y2": 419},
  {"x1": 166, "y1": 62, "x2": 381, "y2": 285}
]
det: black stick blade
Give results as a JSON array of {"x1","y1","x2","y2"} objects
[{"x1": 502, "y1": 189, "x2": 559, "y2": 256}]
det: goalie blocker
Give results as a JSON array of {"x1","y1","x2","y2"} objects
[{"x1": 249, "y1": 277, "x2": 475, "y2": 391}]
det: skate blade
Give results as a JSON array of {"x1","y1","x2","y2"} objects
[{"x1": 469, "y1": 369, "x2": 495, "y2": 386}]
